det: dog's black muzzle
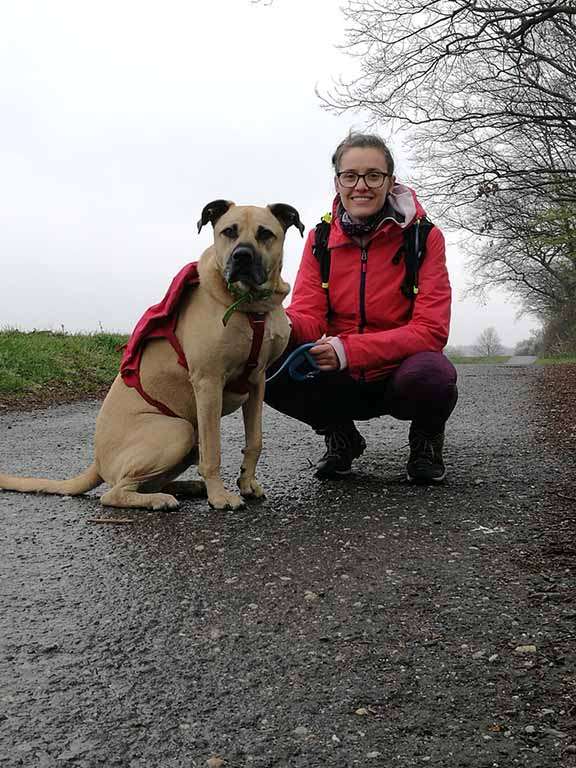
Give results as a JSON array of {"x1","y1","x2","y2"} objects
[{"x1": 224, "y1": 244, "x2": 268, "y2": 288}]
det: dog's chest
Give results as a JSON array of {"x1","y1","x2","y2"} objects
[{"x1": 223, "y1": 313, "x2": 287, "y2": 378}]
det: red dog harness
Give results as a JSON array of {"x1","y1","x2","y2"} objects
[{"x1": 120, "y1": 262, "x2": 266, "y2": 418}]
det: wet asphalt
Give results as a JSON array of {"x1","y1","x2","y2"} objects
[{"x1": 1, "y1": 364, "x2": 575, "y2": 768}]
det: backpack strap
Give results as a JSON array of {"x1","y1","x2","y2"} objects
[
  {"x1": 400, "y1": 215, "x2": 434, "y2": 300},
  {"x1": 312, "y1": 212, "x2": 333, "y2": 314},
  {"x1": 312, "y1": 212, "x2": 434, "y2": 303},
  {"x1": 312, "y1": 212, "x2": 332, "y2": 289}
]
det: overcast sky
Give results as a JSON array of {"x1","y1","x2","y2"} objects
[{"x1": 0, "y1": 0, "x2": 538, "y2": 347}]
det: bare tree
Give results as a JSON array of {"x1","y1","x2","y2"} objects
[
  {"x1": 463, "y1": 171, "x2": 576, "y2": 354},
  {"x1": 463, "y1": 193, "x2": 576, "y2": 315},
  {"x1": 322, "y1": 1, "x2": 576, "y2": 213},
  {"x1": 474, "y1": 326, "x2": 503, "y2": 356},
  {"x1": 515, "y1": 329, "x2": 543, "y2": 355},
  {"x1": 319, "y1": 0, "x2": 576, "y2": 351}
]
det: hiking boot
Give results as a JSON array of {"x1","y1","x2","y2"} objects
[
  {"x1": 315, "y1": 425, "x2": 367, "y2": 479},
  {"x1": 406, "y1": 426, "x2": 446, "y2": 484}
]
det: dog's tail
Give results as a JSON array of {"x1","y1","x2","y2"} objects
[{"x1": 0, "y1": 462, "x2": 103, "y2": 496}]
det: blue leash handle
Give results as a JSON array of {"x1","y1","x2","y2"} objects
[{"x1": 265, "y1": 342, "x2": 321, "y2": 384}]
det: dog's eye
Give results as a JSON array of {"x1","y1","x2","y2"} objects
[
  {"x1": 256, "y1": 226, "x2": 276, "y2": 243},
  {"x1": 221, "y1": 226, "x2": 238, "y2": 239}
]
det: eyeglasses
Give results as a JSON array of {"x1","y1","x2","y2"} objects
[{"x1": 336, "y1": 171, "x2": 390, "y2": 189}]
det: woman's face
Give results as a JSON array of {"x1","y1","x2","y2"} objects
[{"x1": 335, "y1": 147, "x2": 394, "y2": 220}]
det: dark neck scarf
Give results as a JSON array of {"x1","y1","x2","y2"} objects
[{"x1": 338, "y1": 197, "x2": 403, "y2": 238}]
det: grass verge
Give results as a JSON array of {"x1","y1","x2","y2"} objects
[
  {"x1": 536, "y1": 355, "x2": 576, "y2": 365},
  {"x1": 2, "y1": 329, "x2": 571, "y2": 411},
  {"x1": 0, "y1": 329, "x2": 128, "y2": 407}
]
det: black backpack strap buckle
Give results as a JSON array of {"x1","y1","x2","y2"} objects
[
  {"x1": 313, "y1": 214, "x2": 332, "y2": 289},
  {"x1": 401, "y1": 215, "x2": 434, "y2": 300}
]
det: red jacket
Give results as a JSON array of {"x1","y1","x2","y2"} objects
[{"x1": 287, "y1": 186, "x2": 451, "y2": 381}]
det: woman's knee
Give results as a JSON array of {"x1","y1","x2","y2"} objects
[{"x1": 393, "y1": 351, "x2": 457, "y2": 400}]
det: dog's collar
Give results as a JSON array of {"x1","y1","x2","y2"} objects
[{"x1": 222, "y1": 284, "x2": 273, "y2": 326}]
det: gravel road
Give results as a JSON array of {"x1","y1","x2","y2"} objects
[{"x1": 0, "y1": 364, "x2": 575, "y2": 768}]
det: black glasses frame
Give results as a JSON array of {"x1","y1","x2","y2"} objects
[{"x1": 336, "y1": 171, "x2": 391, "y2": 189}]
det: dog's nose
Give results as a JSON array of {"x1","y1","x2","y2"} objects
[
  {"x1": 225, "y1": 244, "x2": 268, "y2": 287},
  {"x1": 230, "y1": 246, "x2": 254, "y2": 266}
]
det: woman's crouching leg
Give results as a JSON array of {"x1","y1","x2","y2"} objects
[
  {"x1": 387, "y1": 351, "x2": 458, "y2": 484},
  {"x1": 264, "y1": 360, "x2": 367, "y2": 478}
]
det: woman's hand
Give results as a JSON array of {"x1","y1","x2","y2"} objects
[{"x1": 310, "y1": 339, "x2": 340, "y2": 371}]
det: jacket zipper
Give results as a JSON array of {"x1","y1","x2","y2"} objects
[
  {"x1": 358, "y1": 245, "x2": 369, "y2": 382},
  {"x1": 359, "y1": 246, "x2": 368, "y2": 333}
]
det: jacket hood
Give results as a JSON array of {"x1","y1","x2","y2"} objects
[{"x1": 387, "y1": 183, "x2": 426, "y2": 225}]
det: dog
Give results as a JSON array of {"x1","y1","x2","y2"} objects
[{"x1": 0, "y1": 200, "x2": 302, "y2": 511}]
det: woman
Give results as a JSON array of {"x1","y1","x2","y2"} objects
[{"x1": 265, "y1": 132, "x2": 457, "y2": 483}]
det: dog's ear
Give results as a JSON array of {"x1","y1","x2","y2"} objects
[
  {"x1": 267, "y1": 204, "x2": 305, "y2": 237},
  {"x1": 197, "y1": 200, "x2": 235, "y2": 233}
]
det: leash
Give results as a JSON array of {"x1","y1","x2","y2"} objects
[
  {"x1": 265, "y1": 342, "x2": 321, "y2": 384},
  {"x1": 221, "y1": 288, "x2": 322, "y2": 384}
]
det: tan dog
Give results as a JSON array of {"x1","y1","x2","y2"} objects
[{"x1": 0, "y1": 200, "x2": 302, "y2": 511}]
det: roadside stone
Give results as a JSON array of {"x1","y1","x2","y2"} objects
[
  {"x1": 294, "y1": 726, "x2": 308, "y2": 737},
  {"x1": 515, "y1": 644, "x2": 537, "y2": 654},
  {"x1": 14, "y1": 743, "x2": 33, "y2": 754}
]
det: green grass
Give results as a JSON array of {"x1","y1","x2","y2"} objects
[
  {"x1": 536, "y1": 355, "x2": 576, "y2": 365},
  {"x1": 0, "y1": 329, "x2": 129, "y2": 396}
]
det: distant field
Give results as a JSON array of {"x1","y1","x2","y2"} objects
[
  {"x1": 446, "y1": 355, "x2": 511, "y2": 364},
  {"x1": 0, "y1": 329, "x2": 128, "y2": 403}
]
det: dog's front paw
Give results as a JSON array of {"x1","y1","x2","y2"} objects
[
  {"x1": 149, "y1": 493, "x2": 180, "y2": 511},
  {"x1": 208, "y1": 489, "x2": 246, "y2": 511},
  {"x1": 237, "y1": 476, "x2": 266, "y2": 499}
]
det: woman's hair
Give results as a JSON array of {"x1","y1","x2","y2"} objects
[{"x1": 331, "y1": 132, "x2": 395, "y2": 175}]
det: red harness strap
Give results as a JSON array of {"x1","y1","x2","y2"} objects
[
  {"x1": 226, "y1": 313, "x2": 266, "y2": 395},
  {"x1": 120, "y1": 263, "x2": 269, "y2": 417},
  {"x1": 122, "y1": 311, "x2": 267, "y2": 417},
  {"x1": 122, "y1": 313, "x2": 189, "y2": 417},
  {"x1": 120, "y1": 261, "x2": 200, "y2": 417}
]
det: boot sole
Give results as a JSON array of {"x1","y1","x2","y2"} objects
[
  {"x1": 406, "y1": 470, "x2": 447, "y2": 484},
  {"x1": 315, "y1": 439, "x2": 366, "y2": 480},
  {"x1": 315, "y1": 467, "x2": 353, "y2": 479}
]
